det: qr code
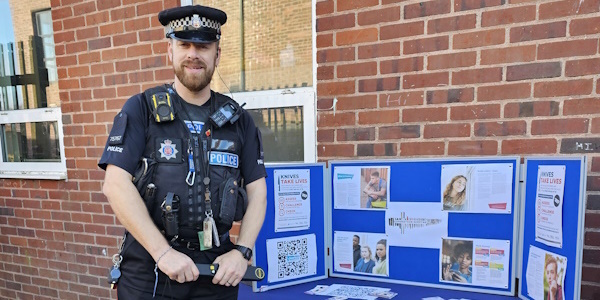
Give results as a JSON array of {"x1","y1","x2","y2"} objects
[{"x1": 277, "y1": 237, "x2": 309, "y2": 279}]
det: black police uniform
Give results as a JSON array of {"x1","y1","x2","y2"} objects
[{"x1": 98, "y1": 6, "x2": 266, "y2": 299}]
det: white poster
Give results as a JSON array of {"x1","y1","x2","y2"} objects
[
  {"x1": 317, "y1": 284, "x2": 391, "y2": 300},
  {"x1": 440, "y1": 238, "x2": 510, "y2": 289},
  {"x1": 274, "y1": 169, "x2": 311, "y2": 232},
  {"x1": 535, "y1": 165, "x2": 566, "y2": 248},
  {"x1": 385, "y1": 202, "x2": 447, "y2": 249},
  {"x1": 525, "y1": 246, "x2": 567, "y2": 300},
  {"x1": 441, "y1": 163, "x2": 513, "y2": 213},
  {"x1": 334, "y1": 231, "x2": 389, "y2": 277},
  {"x1": 334, "y1": 166, "x2": 391, "y2": 210},
  {"x1": 266, "y1": 234, "x2": 317, "y2": 283}
]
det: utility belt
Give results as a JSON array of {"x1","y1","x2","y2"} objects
[{"x1": 176, "y1": 232, "x2": 230, "y2": 251}]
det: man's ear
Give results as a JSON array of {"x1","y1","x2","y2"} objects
[{"x1": 167, "y1": 40, "x2": 173, "y2": 62}]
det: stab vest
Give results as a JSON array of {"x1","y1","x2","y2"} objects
[{"x1": 139, "y1": 85, "x2": 247, "y2": 239}]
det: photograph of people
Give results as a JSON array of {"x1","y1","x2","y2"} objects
[
  {"x1": 443, "y1": 175, "x2": 468, "y2": 211},
  {"x1": 353, "y1": 235, "x2": 361, "y2": 267},
  {"x1": 361, "y1": 168, "x2": 389, "y2": 209},
  {"x1": 544, "y1": 255, "x2": 564, "y2": 300},
  {"x1": 354, "y1": 245, "x2": 376, "y2": 273},
  {"x1": 372, "y1": 239, "x2": 388, "y2": 276},
  {"x1": 442, "y1": 240, "x2": 473, "y2": 284}
]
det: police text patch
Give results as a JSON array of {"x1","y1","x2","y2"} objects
[
  {"x1": 209, "y1": 151, "x2": 239, "y2": 168},
  {"x1": 108, "y1": 112, "x2": 127, "y2": 145}
]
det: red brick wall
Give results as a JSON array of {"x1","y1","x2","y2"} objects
[{"x1": 316, "y1": 0, "x2": 600, "y2": 299}]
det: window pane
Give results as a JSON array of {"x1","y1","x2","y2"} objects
[
  {"x1": 194, "y1": 0, "x2": 313, "y2": 93},
  {"x1": 248, "y1": 106, "x2": 304, "y2": 162},
  {"x1": 2, "y1": 121, "x2": 61, "y2": 162}
]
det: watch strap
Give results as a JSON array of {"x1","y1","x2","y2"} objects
[{"x1": 235, "y1": 245, "x2": 252, "y2": 261}]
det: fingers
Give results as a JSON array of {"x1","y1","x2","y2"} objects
[
  {"x1": 212, "y1": 250, "x2": 248, "y2": 286},
  {"x1": 158, "y1": 249, "x2": 199, "y2": 283}
]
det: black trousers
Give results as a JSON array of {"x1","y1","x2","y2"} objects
[{"x1": 116, "y1": 235, "x2": 238, "y2": 300}]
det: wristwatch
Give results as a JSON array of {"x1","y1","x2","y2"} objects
[{"x1": 235, "y1": 245, "x2": 253, "y2": 261}]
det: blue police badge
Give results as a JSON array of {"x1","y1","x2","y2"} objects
[
  {"x1": 159, "y1": 139, "x2": 179, "y2": 160},
  {"x1": 209, "y1": 151, "x2": 239, "y2": 168}
]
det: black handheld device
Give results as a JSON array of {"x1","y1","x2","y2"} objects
[
  {"x1": 196, "y1": 263, "x2": 265, "y2": 281},
  {"x1": 209, "y1": 101, "x2": 245, "y2": 127}
]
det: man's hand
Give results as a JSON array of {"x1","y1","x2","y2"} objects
[
  {"x1": 549, "y1": 279, "x2": 558, "y2": 300},
  {"x1": 156, "y1": 248, "x2": 199, "y2": 283},
  {"x1": 212, "y1": 249, "x2": 248, "y2": 286}
]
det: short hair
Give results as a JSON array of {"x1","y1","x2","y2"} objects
[
  {"x1": 546, "y1": 256, "x2": 558, "y2": 270},
  {"x1": 353, "y1": 235, "x2": 360, "y2": 242},
  {"x1": 453, "y1": 242, "x2": 472, "y2": 259},
  {"x1": 372, "y1": 171, "x2": 380, "y2": 177}
]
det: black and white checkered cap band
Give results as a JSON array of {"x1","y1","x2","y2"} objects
[{"x1": 167, "y1": 14, "x2": 221, "y2": 33}]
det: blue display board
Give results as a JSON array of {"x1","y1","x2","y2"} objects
[
  {"x1": 253, "y1": 163, "x2": 328, "y2": 292},
  {"x1": 329, "y1": 158, "x2": 520, "y2": 296},
  {"x1": 518, "y1": 157, "x2": 586, "y2": 300}
]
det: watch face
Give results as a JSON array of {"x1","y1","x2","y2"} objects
[{"x1": 236, "y1": 245, "x2": 252, "y2": 260}]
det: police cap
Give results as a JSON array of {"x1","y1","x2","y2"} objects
[{"x1": 158, "y1": 5, "x2": 227, "y2": 43}]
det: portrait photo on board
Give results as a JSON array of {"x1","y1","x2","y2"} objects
[
  {"x1": 441, "y1": 239, "x2": 474, "y2": 285},
  {"x1": 543, "y1": 252, "x2": 566, "y2": 300},
  {"x1": 361, "y1": 167, "x2": 390, "y2": 209},
  {"x1": 441, "y1": 165, "x2": 472, "y2": 211},
  {"x1": 333, "y1": 231, "x2": 389, "y2": 277}
]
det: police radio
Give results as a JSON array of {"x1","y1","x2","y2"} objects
[
  {"x1": 210, "y1": 101, "x2": 245, "y2": 128},
  {"x1": 151, "y1": 92, "x2": 175, "y2": 123}
]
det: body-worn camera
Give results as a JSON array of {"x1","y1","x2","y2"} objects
[{"x1": 161, "y1": 192, "x2": 180, "y2": 237}]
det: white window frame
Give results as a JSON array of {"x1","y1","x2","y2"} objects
[
  {"x1": 0, "y1": 107, "x2": 67, "y2": 180},
  {"x1": 231, "y1": 87, "x2": 316, "y2": 163}
]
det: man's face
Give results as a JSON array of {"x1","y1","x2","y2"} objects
[
  {"x1": 168, "y1": 39, "x2": 220, "y2": 92},
  {"x1": 353, "y1": 237, "x2": 359, "y2": 247},
  {"x1": 370, "y1": 175, "x2": 377, "y2": 184},
  {"x1": 545, "y1": 262, "x2": 557, "y2": 284}
]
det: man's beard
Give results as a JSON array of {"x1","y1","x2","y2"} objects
[{"x1": 174, "y1": 58, "x2": 216, "y2": 92}]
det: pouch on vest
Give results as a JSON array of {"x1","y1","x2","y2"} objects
[
  {"x1": 132, "y1": 157, "x2": 158, "y2": 211},
  {"x1": 218, "y1": 177, "x2": 248, "y2": 226}
]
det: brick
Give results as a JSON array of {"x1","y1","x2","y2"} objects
[
  {"x1": 76, "y1": 27, "x2": 99, "y2": 40},
  {"x1": 100, "y1": 22, "x2": 124, "y2": 36},
  {"x1": 448, "y1": 141, "x2": 498, "y2": 155},
  {"x1": 54, "y1": 31, "x2": 75, "y2": 44},
  {"x1": 66, "y1": 41, "x2": 87, "y2": 54},
  {"x1": 504, "y1": 101, "x2": 559, "y2": 118},
  {"x1": 73, "y1": 2, "x2": 97, "y2": 16},
  {"x1": 507, "y1": 62, "x2": 561, "y2": 81},
  {"x1": 338, "y1": 0, "x2": 378, "y2": 11},
  {"x1": 452, "y1": 67, "x2": 502, "y2": 85},
  {"x1": 127, "y1": 44, "x2": 153, "y2": 58},
  {"x1": 358, "y1": 42, "x2": 400, "y2": 59},
  {"x1": 97, "y1": 0, "x2": 121, "y2": 11},
  {"x1": 104, "y1": 74, "x2": 128, "y2": 86},
  {"x1": 501, "y1": 139, "x2": 558, "y2": 154},
  {"x1": 380, "y1": 57, "x2": 424, "y2": 74},
  {"x1": 403, "y1": 107, "x2": 448, "y2": 123},
  {"x1": 540, "y1": 0, "x2": 600, "y2": 20},
  {"x1": 67, "y1": 66, "x2": 89, "y2": 78},
  {"x1": 379, "y1": 91, "x2": 425, "y2": 107},
  {"x1": 115, "y1": 59, "x2": 140, "y2": 72},
  {"x1": 316, "y1": 34, "x2": 333, "y2": 48},
  {"x1": 79, "y1": 52, "x2": 101, "y2": 64},
  {"x1": 478, "y1": 83, "x2": 531, "y2": 101},
  {"x1": 426, "y1": 88, "x2": 474, "y2": 104},
  {"x1": 338, "y1": 105, "x2": 389, "y2": 124},
  {"x1": 141, "y1": 56, "x2": 166, "y2": 69},
  {"x1": 137, "y1": 1, "x2": 163, "y2": 16},
  {"x1": 88, "y1": 37, "x2": 111, "y2": 51},
  {"x1": 566, "y1": 58, "x2": 600, "y2": 77},
  {"x1": 427, "y1": 52, "x2": 476, "y2": 70},
  {"x1": 317, "y1": 81, "x2": 355, "y2": 96},
  {"x1": 405, "y1": 0, "x2": 451, "y2": 19},
  {"x1": 316, "y1": 112, "x2": 356, "y2": 127},
  {"x1": 359, "y1": 77, "x2": 401, "y2": 92},
  {"x1": 318, "y1": 144, "x2": 355, "y2": 157},
  {"x1": 451, "y1": 104, "x2": 501, "y2": 120},
  {"x1": 404, "y1": 36, "x2": 449, "y2": 54},
  {"x1": 111, "y1": 6, "x2": 136, "y2": 21},
  {"x1": 113, "y1": 32, "x2": 138, "y2": 47},
  {"x1": 564, "y1": 98, "x2": 600, "y2": 115},
  {"x1": 317, "y1": 66, "x2": 334, "y2": 80},
  {"x1": 124, "y1": 17, "x2": 151, "y2": 33},
  {"x1": 424, "y1": 123, "x2": 470, "y2": 138},
  {"x1": 63, "y1": 16, "x2": 86, "y2": 30},
  {"x1": 358, "y1": 6, "x2": 400, "y2": 26},
  {"x1": 317, "y1": 47, "x2": 355, "y2": 63},
  {"x1": 534, "y1": 79, "x2": 593, "y2": 98},
  {"x1": 338, "y1": 62, "x2": 377, "y2": 78},
  {"x1": 510, "y1": 21, "x2": 567, "y2": 43},
  {"x1": 86, "y1": 11, "x2": 110, "y2": 26},
  {"x1": 482, "y1": 6, "x2": 536, "y2": 27},
  {"x1": 381, "y1": 21, "x2": 424, "y2": 40},
  {"x1": 379, "y1": 125, "x2": 421, "y2": 139},
  {"x1": 481, "y1": 45, "x2": 536, "y2": 65},
  {"x1": 357, "y1": 143, "x2": 397, "y2": 156},
  {"x1": 400, "y1": 141, "x2": 445, "y2": 156},
  {"x1": 139, "y1": 28, "x2": 164, "y2": 42},
  {"x1": 337, "y1": 128, "x2": 376, "y2": 141},
  {"x1": 336, "y1": 28, "x2": 378, "y2": 46},
  {"x1": 532, "y1": 118, "x2": 589, "y2": 135},
  {"x1": 129, "y1": 70, "x2": 154, "y2": 83},
  {"x1": 316, "y1": 0, "x2": 334, "y2": 16},
  {"x1": 316, "y1": 14, "x2": 355, "y2": 32},
  {"x1": 538, "y1": 39, "x2": 598, "y2": 60},
  {"x1": 428, "y1": 14, "x2": 476, "y2": 34},
  {"x1": 455, "y1": 0, "x2": 504, "y2": 11},
  {"x1": 453, "y1": 29, "x2": 504, "y2": 49},
  {"x1": 570, "y1": 16, "x2": 600, "y2": 36},
  {"x1": 52, "y1": 7, "x2": 73, "y2": 20},
  {"x1": 475, "y1": 121, "x2": 527, "y2": 137},
  {"x1": 337, "y1": 95, "x2": 377, "y2": 111},
  {"x1": 317, "y1": 129, "x2": 334, "y2": 143},
  {"x1": 403, "y1": 72, "x2": 449, "y2": 89}
]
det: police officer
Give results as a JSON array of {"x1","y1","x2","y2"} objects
[{"x1": 98, "y1": 5, "x2": 267, "y2": 299}]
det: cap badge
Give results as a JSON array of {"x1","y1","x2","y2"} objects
[{"x1": 192, "y1": 14, "x2": 201, "y2": 29}]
